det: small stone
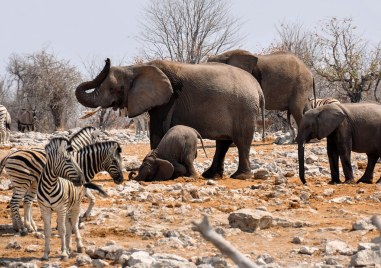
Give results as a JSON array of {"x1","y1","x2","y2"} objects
[
  {"x1": 6, "y1": 241, "x2": 21, "y2": 250},
  {"x1": 292, "y1": 236, "x2": 303, "y2": 244}
]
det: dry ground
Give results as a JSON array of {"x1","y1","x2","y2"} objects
[{"x1": 0, "y1": 138, "x2": 381, "y2": 267}]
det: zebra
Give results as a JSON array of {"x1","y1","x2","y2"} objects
[
  {"x1": 0, "y1": 105, "x2": 11, "y2": 144},
  {"x1": 0, "y1": 139, "x2": 123, "y2": 235},
  {"x1": 0, "y1": 126, "x2": 100, "y2": 235},
  {"x1": 37, "y1": 137, "x2": 85, "y2": 260},
  {"x1": 69, "y1": 126, "x2": 101, "y2": 151},
  {"x1": 309, "y1": 98, "x2": 340, "y2": 109}
]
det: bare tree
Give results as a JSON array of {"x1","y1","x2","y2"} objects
[
  {"x1": 311, "y1": 18, "x2": 381, "y2": 103},
  {"x1": 139, "y1": 0, "x2": 243, "y2": 63},
  {"x1": 7, "y1": 49, "x2": 82, "y2": 131}
]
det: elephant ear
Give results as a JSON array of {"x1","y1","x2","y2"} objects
[
  {"x1": 153, "y1": 158, "x2": 174, "y2": 181},
  {"x1": 127, "y1": 65, "x2": 173, "y2": 117},
  {"x1": 316, "y1": 105, "x2": 345, "y2": 139},
  {"x1": 228, "y1": 52, "x2": 258, "y2": 73}
]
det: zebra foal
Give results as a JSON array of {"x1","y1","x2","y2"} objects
[{"x1": 37, "y1": 137, "x2": 85, "y2": 260}]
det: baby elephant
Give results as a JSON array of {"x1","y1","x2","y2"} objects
[{"x1": 129, "y1": 125, "x2": 207, "y2": 181}]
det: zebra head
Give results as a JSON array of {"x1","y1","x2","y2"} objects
[
  {"x1": 100, "y1": 141, "x2": 124, "y2": 184},
  {"x1": 45, "y1": 137, "x2": 85, "y2": 186}
]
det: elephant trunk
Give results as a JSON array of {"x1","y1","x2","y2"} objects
[
  {"x1": 75, "y1": 58, "x2": 111, "y2": 108},
  {"x1": 128, "y1": 170, "x2": 145, "y2": 181},
  {"x1": 298, "y1": 142, "x2": 306, "y2": 184}
]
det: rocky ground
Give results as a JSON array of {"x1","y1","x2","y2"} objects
[{"x1": 0, "y1": 128, "x2": 381, "y2": 267}]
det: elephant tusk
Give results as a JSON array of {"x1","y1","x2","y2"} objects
[
  {"x1": 79, "y1": 106, "x2": 102, "y2": 119},
  {"x1": 119, "y1": 107, "x2": 128, "y2": 117}
]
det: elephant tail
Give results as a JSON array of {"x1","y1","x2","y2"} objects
[
  {"x1": 196, "y1": 132, "x2": 208, "y2": 158},
  {"x1": 84, "y1": 182, "x2": 108, "y2": 197}
]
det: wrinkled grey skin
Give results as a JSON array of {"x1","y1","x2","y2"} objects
[
  {"x1": 76, "y1": 59, "x2": 265, "y2": 179},
  {"x1": 208, "y1": 49, "x2": 316, "y2": 139},
  {"x1": 296, "y1": 103, "x2": 381, "y2": 185},
  {"x1": 129, "y1": 125, "x2": 207, "y2": 181},
  {"x1": 18, "y1": 108, "x2": 37, "y2": 132}
]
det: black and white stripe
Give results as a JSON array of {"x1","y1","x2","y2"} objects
[
  {"x1": 37, "y1": 137, "x2": 85, "y2": 260},
  {"x1": 0, "y1": 138, "x2": 123, "y2": 235},
  {"x1": 310, "y1": 98, "x2": 340, "y2": 109},
  {"x1": 0, "y1": 105, "x2": 11, "y2": 144},
  {"x1": 69, "y1": 126, "x2": 101, "y2": 151}
]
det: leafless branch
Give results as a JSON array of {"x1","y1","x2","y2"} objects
[{"x1": 192, "y1": 215, "x2": 257, "y2": 268}]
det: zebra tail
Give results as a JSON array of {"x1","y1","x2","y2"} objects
[
  {"x1": 84, "y1": 182, "x2": 108, "y2": 197},
  {"x1": 0, "y1": 151, "x2": 13, "y2": 176}
]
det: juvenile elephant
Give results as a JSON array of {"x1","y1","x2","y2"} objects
[
  {"x1": 208, "y1": 49, "x2": 316, "y2": 139},
  {"x1": 296, "y1": 103, "x2": 381, "y2": 185},
  {"x1": 76, "y1": 58, "x2": 265, "y2": 179},
  {"x1": 129, "y1": 125, "x2": 207, "y2": 181}
]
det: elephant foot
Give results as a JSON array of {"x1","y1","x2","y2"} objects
[
  {"x1": 202, "y1": 168, "x2": 223, "y2": 179},
  {"x1": 230, "y1": 170, "x2": 253, "y2": 180},
  {"x1": 357, "y1": 177, "x2": 373, "y2": 184},
  {"x1": 344, "y1": 178, "x2": 356, "y2": 184},
  {"x1": 328, "y1": 180, "x2": 342, "y2": 185}
]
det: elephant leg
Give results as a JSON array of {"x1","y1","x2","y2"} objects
[
  {"x1": 172, "y1": 161, "x2": 187, "y2": 178},
  {"x1": 202, "y1": 140, "x2": 232, "y2": 179},
  {"x1": 358, "y1": 153, "x2": 378, "y2": 184},
  {"x1": 184, "y1": 158, "x2": 199, "y2": 178},
  {"x1": 327, "y1": 138, "x2": 341, "y2": 184},
  {"x1": 231, "y1": 137, "x2": 252, "y2": 179},
  {"x1": 337, "y1": 141, "x2": 354, "y2": 184}
]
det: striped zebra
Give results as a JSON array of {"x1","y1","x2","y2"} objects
[
  {"x1": 37, "y1": 137, "x2": 85, "y2": 261},
  {"x1": 69, "y1": 126, "x2": 101, "y2": 151},
  {"x1": 0, "y1": 105, "x2": 11, "y2": 144},
  {"x1": 309, "y1": 98, "x2": 340, "y2": 109},
  {"x1": 0, "y1": 136, "x2": 123, "y2": 236}
]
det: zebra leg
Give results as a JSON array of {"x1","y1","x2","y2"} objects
[
  {"x1": 65, "y1": 212, "x2": 73, "y2": 255},
  {"x1": 81, "y1": 188, "x2": 95, "y2": 221},
  {"x1": 24, "y1": 180, "x2": 38, "y2": 233},
  {"x1": 10, "y1": 190, "x2": 28, "y2": 236},
  {"x1": 71, "y1": 203, "x2": 85, "y2": 253},
  {"x1": 57, "y1": 209, "x2": 69, "y2": 260},
  {"x1": 41, "y1": 207, "x2": 52, "y2": 260}
]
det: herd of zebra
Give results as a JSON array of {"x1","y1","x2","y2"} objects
[
  {"x1": 0, "y1": 126, "x2": 124, "y2": 260},
  {"x1": 0, "y1": 97, "x2": 341, "y2": 260}
]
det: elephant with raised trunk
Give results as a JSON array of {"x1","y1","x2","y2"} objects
[
  {"x1": 129, "y1": 125, "x2": 207, "y2": 181},
  {"x1": 296, "y1": 102, "x2": 381, "y2": 185},
  {"x1": 76, "y1": 58, "x2": 265, "y2": 179},
  {"x1": 208, "y1": 49, "x2": 316, "y2": 139}
]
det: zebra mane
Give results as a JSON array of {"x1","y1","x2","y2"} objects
[
  {"x1": 78, "y1": 140, "x2": 121, "y2": 152},
  {"x1": 69, "y1": 126, "x2": 96, "y2": 141},
  {"x1": 45, "y1": 137, "x2": 71, "y2": 152}
]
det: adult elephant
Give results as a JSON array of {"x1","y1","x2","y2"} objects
[
  {"x1": 296, "y1": 103, "x2": 381, "y2": 185},
  {"x1": 208, "y1": 49, "x2": 316, "y2": 138},
  {"x1": 76, "y1": 59, "x2": 265, "y2": 179}
]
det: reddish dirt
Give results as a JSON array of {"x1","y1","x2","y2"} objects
[{"x1": 0, "y1": 139, "x2": 381, "y2": 267}]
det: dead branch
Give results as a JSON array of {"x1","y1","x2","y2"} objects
[{"x1": 192, "y1": 215, "x2": 257, "y2": 268}]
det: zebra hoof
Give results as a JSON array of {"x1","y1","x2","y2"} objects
[
  {"x1": 61, "y1": 255, "x2": 69, "y2": 261},
  {"x1": 77, "y1": 246, "x2": 85, "y2": 253}
]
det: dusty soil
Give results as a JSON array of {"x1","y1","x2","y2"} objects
[{"x1": 0, "y1": 138, "x2": 381, "y2": 267}]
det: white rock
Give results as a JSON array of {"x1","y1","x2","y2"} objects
[{"x1": 228, "y1": 208, "x2": 273, "y2": 232}]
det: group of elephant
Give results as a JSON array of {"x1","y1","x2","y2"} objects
[{"x1": 75, "y1": 49, "x2": 381, "y2": 185}]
